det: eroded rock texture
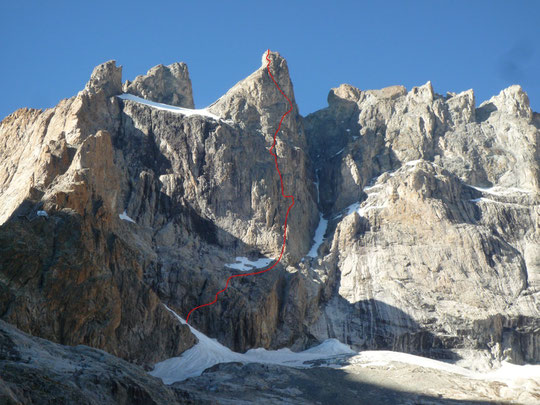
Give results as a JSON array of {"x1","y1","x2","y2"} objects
[
  {"x1": 304, "y1": 81, "x2": 540, "y2": 364},
  {"x1": 0, "y1": 320, "x2": 197, "y2": 405},
  {"x1": 0, "y1": 49, "x2": 538, "y2": 386}
]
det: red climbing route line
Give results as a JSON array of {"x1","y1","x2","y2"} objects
[{"x1": 185, "y1": 49, "x2": 295, "y2": 323}]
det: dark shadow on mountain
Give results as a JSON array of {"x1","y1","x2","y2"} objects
[
  {"x1": 116, "y1": 106, "x2": 296, "y2": 352},
  {"x1": 313, "y1": 293, "x2": 464, "y2": 363},
  {"x1": 476, "y1": 102, "x2": 497, "y2": 123}
]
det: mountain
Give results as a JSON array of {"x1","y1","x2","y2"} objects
[{"x1": 0, "y1": 51, "x2": 538, "y2": 403}]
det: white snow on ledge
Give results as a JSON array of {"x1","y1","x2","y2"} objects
[
  {"x1": 118, "y1": 94, "x2": 221, "y2": 121},
  {"x1": 351, "y1": 351, "x2": 540, "y2": 390},
  {"x1": 467, "y1": 184, "x2": 533, "y2": 195},
  {"x1": 345, "y1": 200, "x2": 387, "y2": 217},
  {"x1": 307, "y1": 214, "x2": 328, "y2": 258},
  {"x1": 119, "y1": 211, "x2": 136, "y2": 223},
  {"x1": 150, "y1": 307, "x2": 540, "y2": 389},
  {"x1": 150, "y1": 306, "x2": 356, "y2": 384},
  {"x1": 225, "y1": 256, "x2": 273, "y2": 271}
]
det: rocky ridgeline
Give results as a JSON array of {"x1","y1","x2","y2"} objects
[{"x1": 0, "y1": 51, "x2": 539, "y2": 401}]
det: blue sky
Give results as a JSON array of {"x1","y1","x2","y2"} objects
[{"x1": 1, "y1": 1, "x2": 539, "y2": 119}]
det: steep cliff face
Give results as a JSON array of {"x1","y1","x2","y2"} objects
[
  {"x1": 0, "y1": 52, "x2": 321, "y2": 361},
  {"x1": 116, "y1": 51, "x2": 319, "y2": 350},
  {"x1": 304, "y1": 81, "x2": 540, "y2": 363},
  {"x1": 0, "y1": 61, "x2": 196, "y2": 366},
  {"x1": 0, "y1": 50, "x2": 538, "y2": 379}
]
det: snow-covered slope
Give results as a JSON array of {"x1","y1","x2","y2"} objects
[
  {"x1": 150, "y1": 306, "x2": 355, "y2": 384},
  {"x1": 118, "y1": 93, "x2": 221, "y2": 120},
  {"x1": 152, "y1": 307, "x2": 540, "y2": 394}
]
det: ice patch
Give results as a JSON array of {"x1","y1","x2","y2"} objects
[
  {"x1": 307, "y1": 214, "x2": 328, "y2": 258},
  {"x1": 470, "y1": 198, "x2": 530, "y2": 208},
  {"x1": 346, "y1": 202, "x2": 361, "y2": 215},
  {"x1": 467, "y1": 184, "x2": 532, "y2": 195},
  {"x1": 363, "y1": 184, "x2": 382, "y2": 192},
  {"x1": 152, "y1": 308, "x2": 540, "y2": 388},
  {"x1": 118, "y1": 94, "x2": 221, "y2": 121},
  {"x1": 344, "y1": 200, "x2": 387, "y2": 217},
  {"x1": 36, "y1": 210, "x2": 48, "y2": 218},
  {"x1": 225, "y1": 256, "x2": 272, "y2": 271},
  {"x1": 332, "y1": 148, "x2": 345, "y2": 157},
  {"x1": 350, "y1": 351, "x2": 540, "y2": 389},
  {"x1": 150, "y1": 306, "x2": 356, "y2": 384},
  {"x1": 405, "y1": 159, "x2": 422, "y2": 167},
  {"x1": 119, "y1": 211, "x2": 136, "y2": 223}
]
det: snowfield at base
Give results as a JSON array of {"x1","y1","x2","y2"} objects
[
  {"x1": 119, "y1": 211, "x2": 136, "y2": 223},
  {"x1": 352, "y1": 351, "x2": 540, "y2": 389},
  {"x1": 150, "y1": 306, "x2": 356, "y2": 384},
  {"x1": 150, "y1": 307, "x2": 540, "y2": 389},
  {"x1": 224, "y1": 256, "x2": 272, "y2": 271},
  {"x1": 118, "y1": 94, "x2": 221, "y2": 121}
]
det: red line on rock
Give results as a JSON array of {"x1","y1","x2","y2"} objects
[{"x1": 185, "y1": 49, "x2": 295, "y2": 324}]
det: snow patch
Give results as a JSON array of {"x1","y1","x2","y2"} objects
[
  {"x1": 119, "y1": 211, "x2": 136, "y2": 223},
  {"x1": 363, "y1": 184, "x2": 382, "y2": 192},
  {"x1": 152, "y1": 308, "x2": 540, "y2": 388},
  {"x1": 345, "y1": 200, "x2": 387, "y2": 217},
  {"x1": 350, "y1": 351, "x2": 540, "y2": 389},
  {"x1": 307, "y1": 214, "x2": 328, "y2": 258},
  {"x1": 118, "y1": 94, "x2": 221, "y2": 121},
  {"x1": 467, "y1": 184, "x2": 532, "y2": 195},
  {"x1": 470, "y1": 198, "x2": 530, "y2": 208},
  {"x1": 150, "y1": 306, "x2": 356, "y2": 384},
  {"x1": 405, "y1": 159, "x2": 422, "y2": 167},
  {"x1": 36, "y1": 210, "x2": 48, "y2": 218},
  {"x1": 225, "y1": 256, "x2": 272, "y2": 271}
]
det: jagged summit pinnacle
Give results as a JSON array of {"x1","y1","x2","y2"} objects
[
  {"x1": 123, "y1": 62, "x2": 194, "y2": 108},
  {"x1": 483, "y1": 84, "x2": 532, "y2": 120},
  {"x1": 85, "y1": 60, "x2": 122, "y2": 97},
  {"x1": 207, "y1": 50, "x2": 296, "y2": 125},
  {"x1": 261, "y1": 50, "x2": 285, "y2": 67}
]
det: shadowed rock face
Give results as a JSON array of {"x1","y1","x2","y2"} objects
[
  {"x1": 0, "y1": 320, "x2": 196, "y2": 405},
  {"x1": 5, "y1": 319, "x2": 532, "y2": 405},
  {"x1": 0, "y1": 50, "x2": 539, "y2": 387}
]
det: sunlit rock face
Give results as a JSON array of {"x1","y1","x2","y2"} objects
[
  {"x1": 304, "y1": 80, "x2": 540, "y2": 364},
  {"x1": 0, "y1": 51, "x2": 538, "y2": 381}
]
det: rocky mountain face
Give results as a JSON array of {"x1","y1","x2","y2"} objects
[
  {"x1": 304, "y1": 81, "x2": 540, "y2": 364},
  {"x1": 0, "y1": 50, "x2": 538, "y2": 402}
]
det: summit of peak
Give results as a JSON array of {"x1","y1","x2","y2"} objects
[
  {"x1": 482, "y1": 84, "x2": 532, "y2": 120},
  {"x1": 261, "y1": 50, "x2": 286, "y2": 67},
  {"x1": 207, "y1": 50, "x2": 296, "y2": 124}
]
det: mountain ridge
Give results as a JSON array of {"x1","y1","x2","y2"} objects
[{"x1": 0, "y1": 50, "x2": 539, "y2": 403}]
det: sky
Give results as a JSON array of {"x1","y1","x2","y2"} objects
[{"x1": 1, "y1": 1, "x2": 539, "y2": 119}]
